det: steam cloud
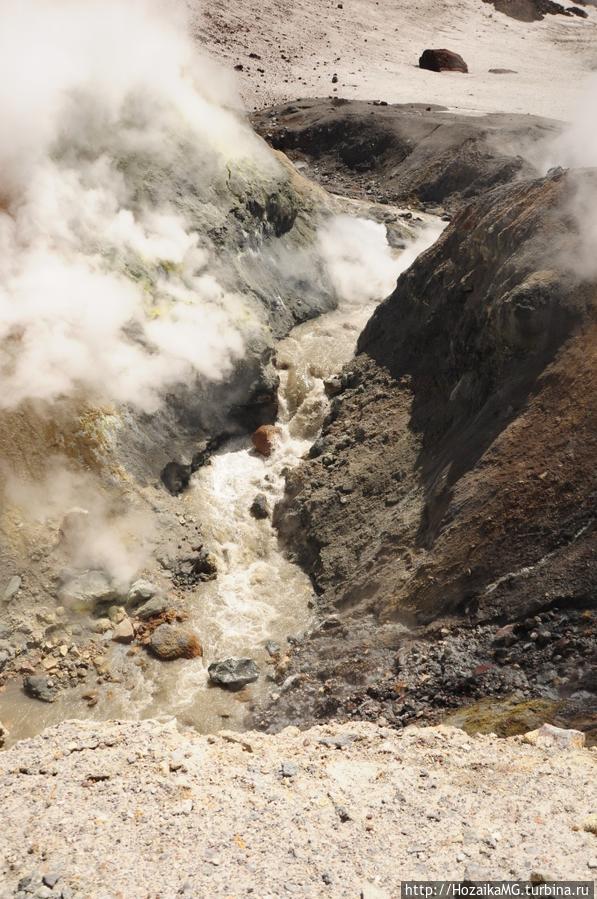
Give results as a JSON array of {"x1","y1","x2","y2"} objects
[
  {"x1": 0, "y1": 0, "x2": 278, "y2": 413},
  {"x1": 542, "y1": 73, "x2": 597, "y2": 278}
]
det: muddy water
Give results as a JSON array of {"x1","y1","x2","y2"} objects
[{"x1": 1, "y1": 214, "x2": 442, "y2": 745}]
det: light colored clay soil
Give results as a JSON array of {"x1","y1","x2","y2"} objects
[
  {"x1": 191, "y1": 0, "x2": 597, "y2": 119},
  {"x1": 0, "y1": 720, "x2": 595, "y2": 897}
]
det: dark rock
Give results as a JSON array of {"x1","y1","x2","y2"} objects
[
  {"x1": 149, "y1": 624, "x2": 203, "y2": 660},
  {"x1": 208, "y1": 658, "x2": 259, "y2": 689},
  {"x1": 483, "y1": 0, "x2": 573, "y2": 20},
  {"x1": 160, "y1": 461, "x2": 192, "y2": 496},
  {"x1": 568, "y1": 5, "x2": 588, "y2": 14},
  {"x1": 253, "y1": 99, "x2": 559, "y2": 210},
  {"x1": 419, "y1": 49, "x2": 468, "y2": 73},
  {"x1": 250, "y1": 493, "x2": 270, "y2": 520},
  {"x1": 265, "y1": 640, "x2": 281, "y2": 657},
  {"x1": 489, "y1": 68, "x2": 518, "y2": 74},
  {"x1": 24, "y1": 675, "x2": 57, "y2": 703}
]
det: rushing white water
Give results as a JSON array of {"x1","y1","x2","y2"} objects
[{"x1": 0, "y1": 211, "x2": 442, "y2": 742}]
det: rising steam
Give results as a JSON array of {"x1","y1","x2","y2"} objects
[{"x1": 0, "y1": 0, "x2": 278, "y2": 413}]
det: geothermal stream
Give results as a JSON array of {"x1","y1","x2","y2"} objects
[{"x1": 0, "y1": 212, "x2": 440, "y2": 746}]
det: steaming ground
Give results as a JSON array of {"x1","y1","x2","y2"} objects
[{"x1": 192, "y1": 0, "x2": 597, "y2": 118}]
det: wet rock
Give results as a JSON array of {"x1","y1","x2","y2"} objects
[
  {"x1": 60, "y1": 571, "x2": 119, "y2": 612},
  {"x1": 3, "y1": 575, "x2": 22, "y2": 602},
  {"x1": 419, "y1": 49, "x2": 468, "y2": 73},
  {"x1": 523, "y1": 723, "x2": 585, "y2": 750},
  {"x1": 128, "y1": 579, "x2": 159, "y2": 606},
  {"x1": 172, "y1": 547, "x2": 218, "y2": 588},
  {"x1": 265, "y1": 640, "x2": 281, "y2": 657},
  {"x1": 150, "y1": 624, "x2": 203, "y2": 661},
  {"x1": 160, "y1": 460, "x2": 192, "y2": 496},
  {"x1": 112, "y1": 618, "x2": 135, "y2": 644},
  {"x1": 250, "y1": 493, "x2": 270, "y2": 520},
  {"x1": 24, "y1": 675, "x2": 57, "y2": 703},
  {"x1": 251, "y1": 424, "x2": 279, "y2": 457},
  {"x1": 208, "y1": 657, "x2": 259, "y2": 689},
  {"x1": 136, "y1": 596, "x2": 171, "y2": 621}
]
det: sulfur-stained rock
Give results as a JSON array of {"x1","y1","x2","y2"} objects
[
  {"x1": 150, "y1": 624, "x2": 202, "y2": 661},
  {"x1": 251, "y1": 425, "x2": 280, "y2": 457}
]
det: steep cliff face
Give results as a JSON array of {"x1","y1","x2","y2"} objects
[{"x1": 266, "y1": 170, "x2": 596, "y2": 731}]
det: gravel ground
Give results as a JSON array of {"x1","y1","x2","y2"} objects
[{"x1": 0, "y1": 720, "x2": 595, "y2": 898}]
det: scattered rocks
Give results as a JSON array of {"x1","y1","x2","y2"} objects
[
  {"x1": 149, "y1": 624, "x2": 203, "y2": 661},
  {"x1": 419, "y1": 48, "x2": 468, "y2": 73},
  {"x1": 24, "y1": 675, "x2": 57, "y2": 703},
  {"x1": 208, "y1": 657, "x2": 259, "y2": 689},
  {"x1": 280, "y1": 760, "x2": 298, "y2": 778},
  {"x1": 250, "y1": 493, "x2": 270, "y2": 520},
  {"x1": 251, "y1": 424, "x2": 280, "y2": 457}
]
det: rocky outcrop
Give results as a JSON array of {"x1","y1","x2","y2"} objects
[
  {"x1": 253, "y1": 100, "x2": 559, "y2": 210},
  {"x1": 0, "y1": 719, "x2": 594, "y2": 896},
  {"x1": 419, "y1": 49, "x2": 469, "y2": 73},
  {"x1": 266, "y1": 169, "x2": 596, "y2": 732},
  {"x1": 483, "y1": 0, "x2": 576, "y2": 20}
]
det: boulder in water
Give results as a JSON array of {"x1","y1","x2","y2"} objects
[
  {"x1": 208, "y1": 658, "x2": 259, "y2": 690},
  {"x1": 251, "y1": 425, "x2": 280, "y2": 457},
  {"x1": 419, "y1": 49, "x2": 468, "y2": 73},
  {"x1": 24, "y1": 675, "x2": 57, "y2": 703},
  {"x1": 149, "y1": 624, "x2": 203, "y2": 660},
  {"x1": 250, "y1": 493, "x2": 270, "y2": 520}
]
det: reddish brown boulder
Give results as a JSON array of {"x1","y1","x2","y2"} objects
[
  {"x1": 251, "y1": 424, "x2": 280, "y2": 457},
  {"x1": 419, "y1": 49, "x2": 468, "y2": 74},
  {"x1": 149, "y1": 624, "x2": 202, "y2": 660}
]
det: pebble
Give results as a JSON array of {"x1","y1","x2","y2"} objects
[{"x1": 280, "y1": 761, "x2": 298, "y2": 778}]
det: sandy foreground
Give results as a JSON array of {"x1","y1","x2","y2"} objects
[
  {"x1": 0, "y1": 720, "x2": 595, "y2": 898},
  {"x1": 191, "y1": 0, "x2": 597, "y2": 119}
]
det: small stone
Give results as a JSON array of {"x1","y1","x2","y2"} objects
[
  {"x1": 42, "y1": 873, "x2": 61, "y2": 889},
  {"x1": 3, "y1": 575, "x2": 21, "y2": 602},
  {"x1": 265, "y1": 640, "x2": 281, "y2": 657},
  {"x1": 582, "y1": 814, "x2": 597, "y2": 835},
  {"x1": 112, "y1": 618, "x2": 135, "y2": 644},
  {"x1": 0, "y1": 721, "x2": 7, "y2": 748},
  {"x1": 172, "y1": 799, "x2": 193, "y2": 815},
  {"x1": 281, "y1": 761, "x2": 298, "y2": 778},
  {"x1": 587, "y1": 860, "x2": 597, "y2": 870}
]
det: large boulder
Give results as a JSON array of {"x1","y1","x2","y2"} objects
[
  {"x1": 419, "y1": 49, "x2": 468, "y2": 73},
  {"x1": 208, "y1": 658, "x2": 259, "y2": 689},
  {"x1": 251, "y1": 425, "x2": 280, "y2": 457},
  {"x1": 149, "y1": 624, "x2": 203, "y2": 661}
]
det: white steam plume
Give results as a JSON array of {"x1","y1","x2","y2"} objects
[
  {"x1": 0, "y1": 0, "x2": 278, "y2": 413},
  {"x1": 542, "y1": 73, "x2": 597, "y2": 279}
]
